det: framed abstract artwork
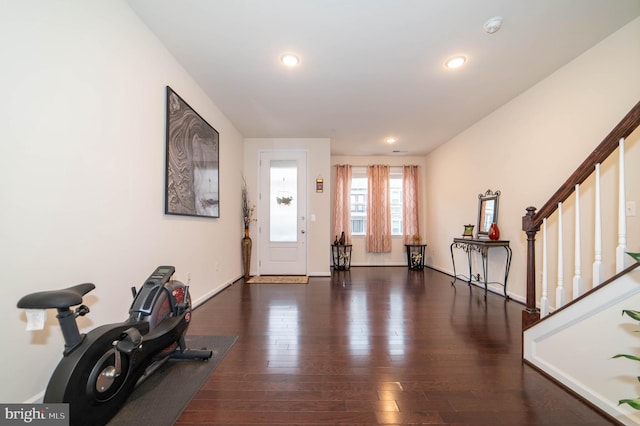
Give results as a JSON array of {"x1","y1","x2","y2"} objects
[{"x1": 165, "y1": 86, "x2": 220, "y2": 218}]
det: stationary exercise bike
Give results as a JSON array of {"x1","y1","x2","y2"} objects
[{"x1": 17, "y1": 265, "x2": 212, "y2": 426}]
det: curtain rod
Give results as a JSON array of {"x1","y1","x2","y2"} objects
[{"x1": 333, "y1": 164, "x2": 420, "y2": 167}]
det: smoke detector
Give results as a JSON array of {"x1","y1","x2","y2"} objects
[{"x1": 484, "y1": 16, "x2": 503, "y2": 34}]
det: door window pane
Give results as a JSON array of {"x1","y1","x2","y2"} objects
[{"x1": 270, "y1": 160, "x2": 297, "y2": 242}]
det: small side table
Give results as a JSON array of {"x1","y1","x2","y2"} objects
[
  {"x1": 331, "y1": 244, "x2": 352, "y2": 270},
  {"x1": 405, "y1": 244, "x2": 427, "y2": 269}
]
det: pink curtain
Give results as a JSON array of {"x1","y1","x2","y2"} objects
[
  {"x1": 366, "y1": 164, "x2": 391, "y2": 252},
  {"x1": 402, "y1": 165, "x2": 421, "y2": 244},
  {"x1": 333, "y1": 164, "x2": 352, "y2": 243}
]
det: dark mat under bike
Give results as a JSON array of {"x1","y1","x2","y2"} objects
[{"x1": 107, "y1": 335, "x2": 238, "y2": 426}]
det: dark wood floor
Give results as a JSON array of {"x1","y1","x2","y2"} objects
[{"x1": 178, "y1": 267, "x2": 611, "y2": 425}]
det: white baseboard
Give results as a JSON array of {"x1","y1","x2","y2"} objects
[{"x1": 192, "y1": 277, "x2": 240, "y2": 309}]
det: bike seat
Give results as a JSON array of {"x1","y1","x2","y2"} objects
[{"x1": 17, "y1": 283, "x2": 96, "y2": 309}]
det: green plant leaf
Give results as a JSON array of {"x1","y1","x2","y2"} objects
[
  {"x1": 613, "y1": 354, "x2": 640, "y2": 362},
  {"x1": 627, "y1": 252, "x2": 640, "y2": 263},
  {"x1": 619, "y1": 398, "x2": 640, "y2": 410},
  {"x1": 622, "y1": 310, "x2": 640, "y2": 321}
]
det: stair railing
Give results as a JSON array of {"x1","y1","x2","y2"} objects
[{"x1": 522, "y1": 100, "x2": 640, "y2": 329}]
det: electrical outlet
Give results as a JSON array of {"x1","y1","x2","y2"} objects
[{"x1": 626, "y1": 201, "x2": 637, "y2": 217}]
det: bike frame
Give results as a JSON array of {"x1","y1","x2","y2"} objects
[{"x1": 17, "y1": 266, "x2": 211, "y2": 426}]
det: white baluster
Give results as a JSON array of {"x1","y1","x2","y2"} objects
[
  {"x1": 573, "y1": 184, "x2": 583, "y2": 298},
  {"x1": 616, "y1": 137, "x2": 628, "y2": 272},
  {"x1": 593, "y1": 163, "x2": 603, "y2": 286},
  {"x1": 556, "y1": 202, "x2": 565, "y2": 308},
  {"x1": 541, "y1": 218, "x2": 549, "y2": 317}
]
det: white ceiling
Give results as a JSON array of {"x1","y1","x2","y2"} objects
[{"x1": 127, "y1": 0, "x2": 640, "y2": 156}]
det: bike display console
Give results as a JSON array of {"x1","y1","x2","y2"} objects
[
  {"x1": 145, "y1": 265, "x2": 175, "y2": 286},
  {"x1": 130, "y1": 265, "x2": 178, "y2": 319}
]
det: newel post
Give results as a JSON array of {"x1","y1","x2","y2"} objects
[{"x1": 522, "y1": 206, "x2": 541, "y2": 328}]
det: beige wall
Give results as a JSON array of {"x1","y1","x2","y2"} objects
[
  {"x1": 1, "y1": 1, "x2": 245, "y2": 402},
  {"x1": 424, "y1": 17, "x2": 640, "y2": 303},
  {"x1": 330, "y1": 156, "x2": 429, "y2": 266},
  {"x1": 244, "y1": 138, "x2": 332, "y2": 276}
]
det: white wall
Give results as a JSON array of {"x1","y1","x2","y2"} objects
[
  {"x1": 0, "y1": 1, "x2": 244, "y2": 403},
  {"x1": 330, "y1": 155, "x2": 428, "y2": 266},
  {"x1": 424, "y1": 17, "x2": 640, "y2": 302},
  {"x1": 244, "y1": 138, "x2": 331, "y2": 276}
]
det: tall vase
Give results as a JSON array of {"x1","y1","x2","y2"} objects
[
  {"x1": 242, "y1": 226, "x2": 252, "y2": 280},
  {"x1": 488, "y1": 222, "x2": 500, "y2": 240}
]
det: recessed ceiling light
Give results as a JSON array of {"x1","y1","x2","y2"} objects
[
  {"x1": 386, "y1": 137, "x2": 398, "y2": 144},
  {"x1": 445, "y1": 56, "x2": 467, "y2": 69},
  {"x1": 484, "y1": 16, "x2": 503, "y2": 34},
  {"x1": 280, "y1": 53, "x2": 300, "y2": 67}
]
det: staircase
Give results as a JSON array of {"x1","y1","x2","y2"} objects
[{"x1": 521, "y1": 101, "x2": 640, "y2": 424}]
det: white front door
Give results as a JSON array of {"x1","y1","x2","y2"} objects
[{"x1": 258, "y1": 151, "x2": 307, "y2": 275}]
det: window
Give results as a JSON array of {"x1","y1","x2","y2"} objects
[
  {"x1": 349, "y1": 166, "x2": 403, "y2": 236},
  {"x1": 390, "y1": 169, "x2": 403, "y2": 235},
  {"x1": 350, "y1": 169, "x2": 367, "y2": 235}
]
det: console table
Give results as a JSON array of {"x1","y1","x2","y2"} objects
[{"x1": 450, "y1": 238, "x2": 512, "y2": 297}]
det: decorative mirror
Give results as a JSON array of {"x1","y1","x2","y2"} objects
[{"x1": 477, "y1": 189, "x2": 500, "y2": 238}]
